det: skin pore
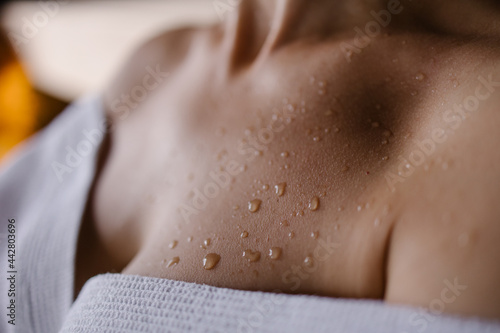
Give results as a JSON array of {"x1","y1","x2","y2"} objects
[{"x1": 75, "y1": 0, "x2": 500, "y2": 320}]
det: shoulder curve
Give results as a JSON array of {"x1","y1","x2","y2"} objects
[{"x1": 102, "y1": 25, "x2": 217, "y2": 120}]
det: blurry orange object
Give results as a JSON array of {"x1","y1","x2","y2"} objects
[
  {"x1": 0, "y1": 61, "x2": 39, "y2": 160},
  {"x1": 0, "y1": 30, "x2": 39, "y2": 161}
]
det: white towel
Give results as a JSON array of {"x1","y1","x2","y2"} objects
[{"x1": 60, "y1": 273, "x2": 500, "y2": 333}]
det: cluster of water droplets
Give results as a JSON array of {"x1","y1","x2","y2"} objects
[{"x1": 163, "y1": 78, "x2": 411, "y2": 274}]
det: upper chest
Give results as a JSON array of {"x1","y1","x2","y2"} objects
[{"x1": 92, "y1": 33, "x2": 500, "y2": 296}]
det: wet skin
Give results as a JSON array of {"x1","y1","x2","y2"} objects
[{"x1": 75, "y1": 0, "x2": 500, "y2": 320}]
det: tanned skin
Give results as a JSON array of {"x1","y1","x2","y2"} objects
[{"x1": 75, "y1": 0, "x2": 500, "y2": 320}]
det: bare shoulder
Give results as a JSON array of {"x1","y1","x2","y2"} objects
[
  {"x1": 384, "y1": 57, "x2": 500, "y2": 321},
  {"x1": 102, "y1": 25, "x2": 218, "y2": 121}
]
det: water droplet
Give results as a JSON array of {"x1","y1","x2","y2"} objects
[
  {"x1": 241, "y1": 231, "x2": 249, "y2": 238},
  {"x1": 304, "y1": 256, "x2": 314, "y2": 267},
  {"x1": 310, "y1": 76, "x2": 316, "y2": 84},
  {"x1": 318, "y1": 89, "x2": 325, "y2": 95},
  {"x1": 166, "y1": 257, "x2": 180, "y2": 268},
  {"x1": 325, "y1": 110, "x2": 333, "y2": 116},
  {"x1": 262, "y1": 184, "x2": 269, "y2": 191},
  {"x1": 254, "y1": 150, "x2": 263, "y2": 156},
  {"x1": 357, "y1": 205, "x2": 363, "y2": 212},
  {"x1": 334, "y1": 127, "x2": 340, "y2": 133},
  {"x1": 289, "y1": 232, "x2": 295, "y2": 239},
  {"x1": 337, "y1": 206, "x2": 344, "y2": 212},
  {"x1": 187, "y1": 236, "x2": 193, "y2": 242},
  {"x1": 334, "y1": 224, "x2": 340, "y2": 231},
  {"x1": 324, "y1": 128, "x2": 331, "y2": 133},
  {"x1": 243, "y1": 249, "x2": 261, "y2": 262},
  {"x1": 313, "y1": 136, "x2": 322, "y2": 142},
  {"x1": 410, "y1": 91, "x2": 418, "y2": 96},
  {"x1": 415, "y1": 73, "x2": 425, "y2": 81},
  {"x1": 280, "y1": 220, "x2": 289, "y2": 227},
  {"x1": 269, "y1": 247, "x2": 282, "y2": 260},
  {"x1": 382, "y1": 156, "x2": 389, "y2": 161},
  {"x1": 383, "y1": 130, "x2": 392, "y2": 137},
  {"x1": 281, "y1": 151, "x2": 289, "y2": 158},
  {"x1": 309, "y1": 197, "x2": 320, "y2": 211},
  {"x1": 169, "y1": 240, "x2": 178, "y2": 249},
  {"x1": 311, "y1": 231, "x2": 319, "y2": 239},
  {"x1": 275, "y1": 183, "x2": 286, "y2": 197},
  {"x1": 240, "y1": 165, "x2": 247, "y2": 172},
  {"x1": 201, "y1": 238, "x2": 211, "y2": 249},
  {"x1": 372, "y1": 122, "x2": 380, "y2": 128},
  {"x1": 442, "y1": 162, "x2": 449, "y2": 170},
  {"x1": 248, "y1": 199, "x2": 262, "y2": 212},
  {"x1": 318, "y1": 81, "x2": 326, "y2": 87},
  {"x1": 382, "y1": 139, "x2": 389, "y2": 145},
  {"x1": 203, "y1": 253, "x2": 221, "y2": 270},
  {"x1": 374, "y1": 218, "x2": 380, "y2": 227}
]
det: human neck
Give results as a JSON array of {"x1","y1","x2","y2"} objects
[
  {"x1": 218, "y1": 0, "x2": 500, "y2": 73},
  {"x1": 241, "y1": 0, "x2": 500, "y2": 36}
]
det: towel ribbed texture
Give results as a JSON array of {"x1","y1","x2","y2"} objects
[
  {"x1": 0, "y1": 95, "x2": 105, "y2": 333},
  {"x1": 60, "y1": 273, "x2": 500, "y2": 333}
]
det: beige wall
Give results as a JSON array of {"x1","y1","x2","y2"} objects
[{"x1": 1, "y1": 1, "x2": 219, "y2": 100}]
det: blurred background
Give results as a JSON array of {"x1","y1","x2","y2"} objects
[{"x1": 0, "y1": 0, "x2": 218, "y2": 162}]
